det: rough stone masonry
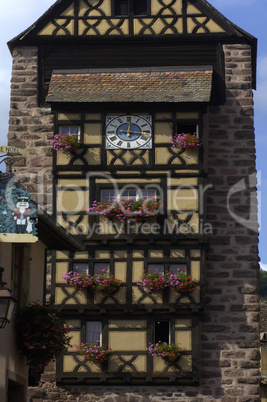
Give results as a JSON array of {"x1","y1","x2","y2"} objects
[{"x1": 8, "y1": 42, "x2": 260, "y2": 401}]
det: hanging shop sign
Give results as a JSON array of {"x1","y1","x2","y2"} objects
[
  {"x1": 0, "y1": 146, "x2": 28, "y2": 155},
  {"x1": 0, "y1": 175, "x2": 38, "y2": 242}
]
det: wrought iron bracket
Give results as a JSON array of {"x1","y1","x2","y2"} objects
[{"x1": 0, "y1": 154, "x2": 15, "y2": 173}]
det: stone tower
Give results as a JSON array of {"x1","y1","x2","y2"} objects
[{"x1": 7, "y1": 0, "x2": 259, "y2": 400}]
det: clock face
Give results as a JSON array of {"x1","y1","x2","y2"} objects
[{"x1": 106, "y1": 115, "x2": 152, "y2": 150}]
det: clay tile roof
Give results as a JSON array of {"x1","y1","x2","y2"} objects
[{"x1": 46, "y1": 67, "x2": 213, "y2": 103}]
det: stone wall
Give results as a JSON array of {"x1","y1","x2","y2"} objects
[
  {"x1": 203, "y1": 43, "x2": 260, "y2": 400},
  {"x1": 8, "y1": 46, "x2": 54, "y2": 212},
  {"x1": 8, "y1": 44, "x2": 260, "y2": 400}
]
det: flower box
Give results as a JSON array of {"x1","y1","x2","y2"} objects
[
  {"x1": 76, "y1": 343, "x2": 111, "y2": 363},
  {"x1": 62, "y1": 269, "x2": 122, "y2": 292},
  {"x1": 138, "y1": 269, "x2": 196, "y2": 293},
  {"x1": 171, "y1": 133, "x2": 202, "y2": 150},
  {"x1": 137, "y1": 270, "x2": 168, "y2": 292},
  {"x1": 147, "y1": 342, "x2": 181, "y2": 362},
  {"x1": 88, "y1": 198, "x2": 162, "y2": 224},
  {"x1": 166, "y1": 272, "x2": 197, "y2": 293},
  {"x1": 50, "y1": 133, "x2": 82, "y2": 154}
]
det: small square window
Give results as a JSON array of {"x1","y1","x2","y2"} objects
[
  {"x1": 133, "y1": 0, "x2": 147, "y2": 15},
  {"x1": 59, "y1": 125, "x2": 81, "y2": 139},
  {"x1": 86, "y1": 321, "x2": 102, "y2": 345},
  {"x1": 176, "y1": 123, "x2": 199, "y2": 137},
  {"x1": 169, "y1": 264, "x2": 187, "y2": 274},
  {"x1": 73, "y1": 263, "x2": 89, "y2": 275},
  {"x1": 100, "y1": 190, "x2": 118, "y2": 202},
  {"x1": 155, "y1": 320, "x2": 170, "y2": 344},
  {"x1": 114, "y1": 0, "x2": 128, "y2": 15},
  {"x1": 147, "y1": 263, "x2": 187, "y2": 275},
  {"x1": 148, "y1": 264, "x2": 164, "y2": 274},
  {"x1": 72, "y1": 262, "x2": 110, "y2": 275},
  {"x1": 94, "y1": 262, "x2": 110, "y2": 274},
  {"x1": 114, "y1": 0, "x2": 148, "y2": 16}
]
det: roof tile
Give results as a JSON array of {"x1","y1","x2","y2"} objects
[{"x1": 46, "y1": 68, "x2": 213, "y2": 103}]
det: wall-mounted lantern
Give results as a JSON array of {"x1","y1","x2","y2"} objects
[{"x1": 0, "y1": 267, "x2": 16, "y2": 328}]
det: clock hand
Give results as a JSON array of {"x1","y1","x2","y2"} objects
[
  {"x1": 126, "y1": 122, "x2": 132, "y2": 137},
  {"x1": 120, "y1": 129, "x2": 150, "y2": 135}
]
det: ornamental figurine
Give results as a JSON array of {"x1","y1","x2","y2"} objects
[{"x1": 13, "y1": 196, "x2": 32, "y2": 234}]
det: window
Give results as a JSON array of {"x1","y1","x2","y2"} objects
[
  {"x1": 134, "y1": 0, "x2": 147, "y2": 16},
  {"x1": 58, "y1": 125, "x2": 80, "y2": 139},
  {"x1": 12, "y1": 245, "x2": 24, "y2": 302},
  {"x1": 115, "y1": 0, "x2": 128, "y2": 15},
  {"x1": 73, "y1": 263, "x2": 89, "y2": 275},
  {"x1": 73, "y1": 262, "x2": 110, "y2": 275},
  {"x1": 114, "y1": 0, "x2": 148, "y2": 16},
  {"x1": 94, "y1": 262, "x2": 109, "y2": 274},
  {"x1": 86, "y1": 321, "x2": 102, "y2": 345},
  {"x1": 100, "y1": 188, "x2": 159, "y2": 202},
  {"x1": 101, "y1": 189, "x2": 119, "y2": 202},
  {"x1": 155, "y1": 320, "x2": 170, "y2": 343},
  {"x1": 8, "y1": 380, "x2": 24, "y2": 402},
  {"x1": 176, "y1": 123, "x2": 199, "y2": 137},
  {"x1": 147, "y1": 263, "x2": 187, "y2": 275}
]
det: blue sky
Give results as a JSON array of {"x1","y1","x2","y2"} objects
[{"x1": 0, "y1": 0, "x2": 266, "y2": 266}]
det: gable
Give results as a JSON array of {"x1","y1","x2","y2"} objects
[{"x1": 9, "y1": 0, "x2": 255, "y2": 42}]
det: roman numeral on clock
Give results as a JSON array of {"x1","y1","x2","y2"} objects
[{"x1": 140, "y1": 135, "x2": 148, "y2": 140}]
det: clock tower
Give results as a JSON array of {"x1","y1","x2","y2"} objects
[{"x1": 7, "y1": 0, "x2": 259, "y2": 400}]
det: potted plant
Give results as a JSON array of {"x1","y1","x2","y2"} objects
[
  {"x1": 15, "y1": 301, "x2": 71, "y2": 370},
  {"x1": 50, "y1": 132, "x2": 82, "y2": 154},
  {"x1": 88, "y1": 198, "x2": 162, "y2": 223},
  {"x1": 138, "y1": 269, "x2": 197, "y2": 294},
  {"x1": 146, "y1": 342, "x2": 181, "y2": 362},
  {"x1": 137, "y1": 269, "x2": 168, "y2": 292},
  {"x1": 76, "y1": 343, "x2": 111, "y2": 363},
  {"x1": 171, "y1": 133, "x2": 202, "y2": 150},
  {"x1": 62, "y1": 269, "x2": 122, "y2": 292},
  {"x1": 167, "y1": 271, "x2": 197, "y2": 293}
]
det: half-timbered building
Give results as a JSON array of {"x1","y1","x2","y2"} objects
[{"x1": 7, "y1": 0, "x2": 259, "y2": 400}]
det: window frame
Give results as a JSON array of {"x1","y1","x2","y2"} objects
[
  {"x1": 86, "y1": 321, "x2": 102, "y2": 346},
  {"x1": 154, "y1": 320, "x2": 170, "y2": 344},
  {"x1": 100, "y1": 187, "x2": 160, "y2": 202},
  {"x1": 58, "y1": 124, "x2": 81, "y2": 140},
  {"x1": 72, "y1": 261, "x2": 111, "y2": 276},
  {"x1": 112, "y1": 0, "x2": 150, "y2": 17},
  {"x1": 146, "y1": 261, "x2": 189, "y2": 276},
  {"x1": 175, "y1": 120, "x2": 199, "y2": 138}
]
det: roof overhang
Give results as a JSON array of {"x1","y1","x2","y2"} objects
[
  {"x1": 37, "y1": 208, "x2": 85, "y2": 251},
  {"x1": 46, "y1": 67, "x2": 213, "y2": 104}
]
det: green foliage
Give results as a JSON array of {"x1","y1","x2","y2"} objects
[
  {"x1": 77, "y1": 343, "x2": 111, "y2": 363},
  {"x1": 15, "y1": 301, "x2": 71, "y2": 370},
  {"x1": 260, "y1": 269, "x2": 267, "y2": 300},
  {"x1": 146, "y1": 342, "x2": 181, "y2": 361}
]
